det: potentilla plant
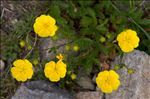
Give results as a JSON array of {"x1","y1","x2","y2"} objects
[
  {"x1": 10, "y1": 0, "x2": 148, "y2": 94},
  {"x1": 10, "y1": 14, "x2": 140, "y2": 93}
]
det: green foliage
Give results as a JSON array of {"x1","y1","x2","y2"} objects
[
  {"x1": 1, "y1": 0, "x2": 149, "y2": 91},
  {"x1": 47, "y1": 0, "x2": 150, "y2": 76}
]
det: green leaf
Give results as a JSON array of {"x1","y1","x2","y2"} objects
[
  {"x1": 87, "y1": 8, "x2": 95, "y2": 18},
  {"x1": 76, "y1": 7, "x2": 87, "y2": 18},
  {"x1": 50, "y1": 5, "x2": 60, "y2": 19},
  {"x1": 80, "y1": 16, "x2": 92, "y2": 27},
  {"x1": 87, "y1": 8, "x2": 97, "y2": 26},
  {"x1": 57, "y1": 17, "x2": 67, "y2": 26},
  {"x1": 74, "y1": 38, "x2": 93, "y2": 50},
  {"x1": 137, "y1": 19, "x2": 150, "y2": 26},
  {"x1": 84, "y1": 58, "x2": 93, "y2": 74},
  {"x1": 96, "y1": 25, "x2": 107, "y2": 34},
  {"x1": 142, "y1": 39, "x2": 150, "y2": 47},
  {"x1": 78, "y1": 0, "x2": 94, "y2": 6}
]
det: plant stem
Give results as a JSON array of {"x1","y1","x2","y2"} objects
[{"x1": 24, "y1": 34, "x2": 37, "y2": 59}]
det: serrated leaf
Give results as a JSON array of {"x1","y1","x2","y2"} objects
[
  {"x1": 87, "y1": 8, "x2": 95, "y2": 18},
  {"x1": 80, "y1": 16, "x2": 92, "y2": 27},
  {"x1": 75, "y1": 38, "x2": 93, "y2": 50},
  {"x1": 78, "y1": 0, "x2": 94, "y2": 6},
  {"x1": 87, "y1": 8, "x2": 97, "y2": 26},
  {"x1": 137, "y1": 19, "x2": 150, "y2": 26},
  {"x1": 50, "y1": 5, "x2": 60, "y2": 19}
]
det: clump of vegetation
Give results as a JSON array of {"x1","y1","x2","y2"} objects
[{"x1": 1, "y1": 0, "x2": 150, "y2": 98}]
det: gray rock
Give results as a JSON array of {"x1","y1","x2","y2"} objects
[
  {"x1": 77, "y1": 76, "x2": 95, "y2": 90},
  {"x1": 39, "y1": 38, "x2": 68, "y2": 61},
  {"x1": 76, "y1": 91, "x2": 103, "y2": 99},
  {"x1": 106, "y1": 50, "x2": 150, "y2": 99},
  {"x1": 11, "y1": 80, "x2": 74, "y2": 99}
]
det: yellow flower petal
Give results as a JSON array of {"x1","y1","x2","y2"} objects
[
  {"x1": 48, "y1": 25, "x2": 58, "y2": 37},
  {"x1": 18, "y1": 74, "x2": 28, "y2": 82},
  {"x1": 56, "y1": 61, "x2": 67, "y2": 78},
  {"x1": 56, "y1": 66, "x2": 66, "y2": 78},
  {"x1": 101, "y1": 83, "x2": 113, "y2": 93},
  {"x1": 24, "y1": 59, "x2": 33, "y2": 68},
  {"x1": 111, "y1": 79, "x2": 120, "y2": 90},
  {"x1": 11, "y1": 67, "x2": 19, "y2": 78},
  {"x1": 44, "y1": 61, "x2": 56, "y2": 78},
  {"x1": 109, "y1": 70, "x2": 119, "y2": 79},
  {"x1": 26, "y1": 69, "x2": 33, "y2": 79},
  {"x1": 49, "y1": 71, "x2": 60, "y2": 82},
  {"x1": 56, "y1": 53, "x2": 63, "y2": 60},
  {"x1": 35, "y1": 15, "x2": 56, "y2": 26},
  {"x1": 56, "y1": 60, "x2": 67, "y2": 68},
  {"x1": 13, "y1": 59, "x2": 24, "y2": 67}
]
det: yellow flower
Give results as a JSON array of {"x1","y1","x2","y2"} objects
[
  {"x1": 19, "y1": 40, "x2": 25, "y2": 48},
  {"x1": 44, "y1": 60, "x2": 67, "y2": 82},
  {"x1": 73, "y1": 45, "x2": 79, "y2": 51},
  {"x1": 11, "y1": 59, "x2": 33, "y2": 82},
  {"x1": 33, "y1": 15, "x2": 58, "y2": 37},
  {"x1": 56, "y1": 53, "x2": 63, "y2": 60},
  {"x1": 71, "y1": 73, "x2": 76, "y2": 80},
  {"x1": 117, "y1": 29, "x2": 140, "y2": 52},
  {"x1": 96, "y1": 70, "x2": 120, "y2": 93}
]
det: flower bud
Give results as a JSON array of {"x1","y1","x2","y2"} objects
[
  {"x1": 27, "y1": 45, "x2": 32, "y2": 50},
  {"x1": 19, "y1": 40, "x2": 25, "y2": 48},
  {"x1": 65, "y1": 45, "x2": 70, "y2": 51},
  {"x1": 33, "y1": 59, "x2": 38, "y2": 65},
  {"x1": 71, "y1": 73, "x2": 76, "y2": 80},
  {"x1": 67, "y1": 71, "x2": 72, "y2": 75},
  {"x1": 99, "y1": 36, "x2": 106, "y2": 43},
  {"x1": 114, "y1": 65, "x2": 120, "y2": 70},
  {"x1": 73, "y1": 45, "x2": 79, "y2": 52},
  {"x1": 52, "y1": 35, "x2": 58, "y2": 40},
  {"x1": 128, "y1": 68, "x2": 135, "y2": 74},
  {"x1": 106, "y1": 33, "x2": 111, "y2": 39}
]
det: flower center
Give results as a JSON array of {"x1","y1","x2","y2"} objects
[
  {"x1": 43, "y1": 23, "x2": 50, "y2": 28},
  {"x1": 105, "y1": 76, "x2": 111, "y2": 85}
]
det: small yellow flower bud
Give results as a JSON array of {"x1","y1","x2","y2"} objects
[
  {"x1": 128, "y1": 68, "x2": 135, "y2": 74},
  {"x1": 114, "y1": 65, "x2": 120, "y2": 70},
  {"x1": 71, "y1": 73, "x2": 76, "y2": 80},
  {"x1": 33, "y1": 59, "x2": 38, "y2": 65},
  {"x1": 106, "y1": 33, "x2": 111, "y2": 39},
  {"x1": 27, "y1": 45, "x2": 32, "y2": 50},
  {"x1": 99, "y1": 36, "x2": 106, "y2": 43},
  {"x1": 73, "y1": 45, "x2": 79, "y2": 52},
  {"x1": 52, "y1": 35, "x2": 58, "y2": 40},
  {"x1": 66, "y1": 81, "x2": 70, "y2": 84},
  {"x1": 65, "y1": 45, "x2": 70, "y2": 51},
  {"x1": 19, "y1": 40, "x2": 25, "y2": 48},
  {"x1": 67, "y1": 71, "x2": 72, "y2": 75}
]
